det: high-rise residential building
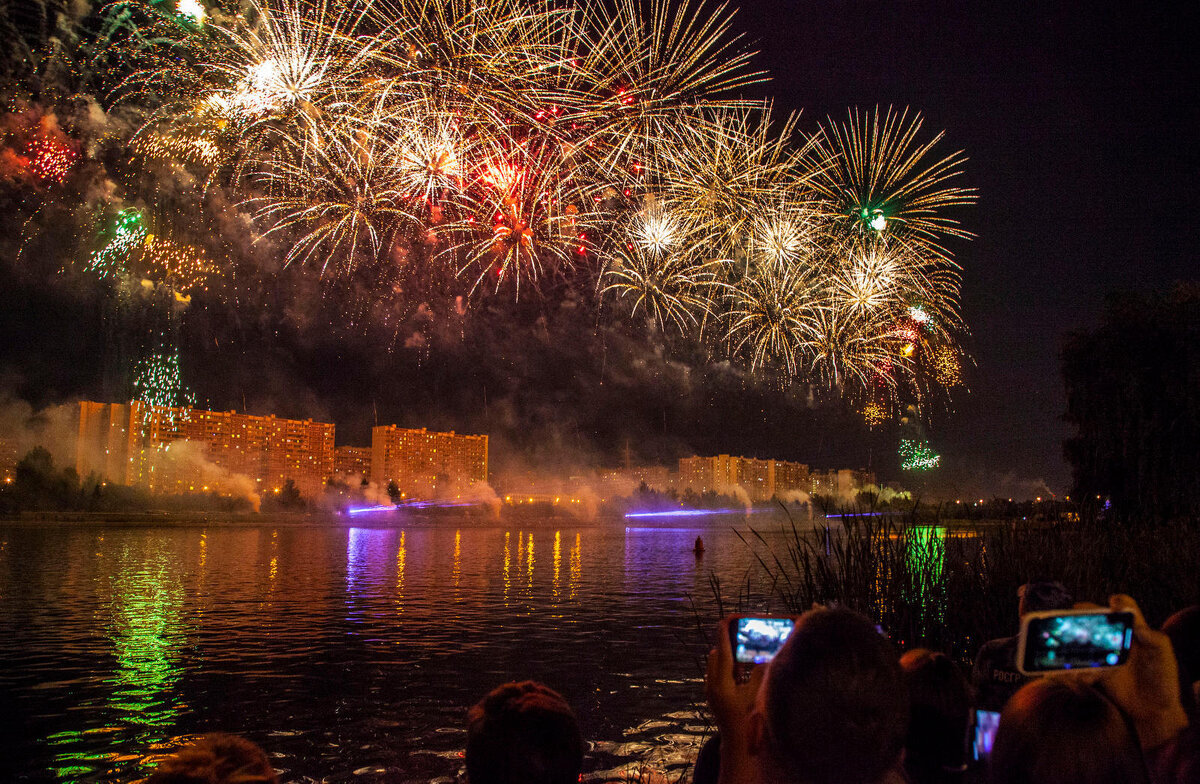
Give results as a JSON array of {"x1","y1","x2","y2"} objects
[
  {"x1": 371, "y1": 425, "x2": 488, "y2": 497},
  {"x1": 76, "y1": 401, "x2": 335, "y2": 498},
  {"x1": 809, "y1": 468, "x2": 877, "y2": 499},
  {"x1": 774, "y1": 459, "x2": 811, "y2": 496},
  {"x1": 334, "y1": 446, "x2": 372, "y2": 480},
  {"x1": 678, "y1": 455, "x2": 814, "y2": 501},
  {"x1": 738, "y1": 458, "x2": 774, "y2": 501},
  {"x1": 678, "y1": 454, "x2": 740, "y2": 494}
]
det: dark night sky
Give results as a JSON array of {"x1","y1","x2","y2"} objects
[
  {"x1": 732, "y1": 1, "x2": 1200, "y2": 495},
  {"x1": 2, "y1": 2, "x2": 1198, "y2": 498}
]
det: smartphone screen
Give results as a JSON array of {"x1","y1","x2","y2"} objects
[
  {"x1": 1021, "y1": 611, "x2": 1134, "y2": 672},
  {"x1": 731, "y1": 617, "x2": 796, "y2": 664},
  {"x1": 973, "y1": 709, "x2": 1001, "y2": 762}
]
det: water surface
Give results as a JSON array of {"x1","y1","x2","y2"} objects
[{"x1": 1, "y1": 516, "x2": 794, "y2": 782}]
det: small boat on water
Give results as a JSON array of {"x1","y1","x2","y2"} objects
[{"x1": 694, "y1": 536, "x2": 705, "y2": 556}]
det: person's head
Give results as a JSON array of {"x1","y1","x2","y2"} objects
[
  {"x1": 142, "y1": 734, "x2": 277, "y2": 784},
  {"x1": 753, "y1": 608, "x2": 909, "y2": 784},
  {"x1": 1017, "y1": 582, "x2": 1073, "y2": 618},
  {"x1": 899, "y1": 648, "x2": 971, "y2": 782},
  {"x1": 1161, "y1": 605, "x2": 1200, "y2": 718},
  {"x1": 465, "y1": 680, "x2": 584, "y2": 784},
  {"x1": 990, "y1": 678, "x2": 1149, "y2": 784}
]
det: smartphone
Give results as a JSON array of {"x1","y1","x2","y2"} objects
[
  {"x1": 972, "y1": 709, "x2": 1001, "y2": 762},
  {"x1": 729, "y1": 616, "x2": 796, "y2": 665},
  {"x1": 1016, "y1": 609, "x2": 1135, "y2": 674}
]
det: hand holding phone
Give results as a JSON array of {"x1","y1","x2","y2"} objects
[
  {"x1": 1016, "y1": 609, "x2": 1134, "y2": 675},
  {"x1": 729, "y1": 616, "x2": 796, "y2": 674}
]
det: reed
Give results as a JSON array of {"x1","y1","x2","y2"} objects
[{"x1": 734, "y1": 509, "x2": 1200, "y2": 662}]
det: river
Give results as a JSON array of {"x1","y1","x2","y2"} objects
[{"x1": 0, "y1": 515, "x2": 800, "y2": 783}]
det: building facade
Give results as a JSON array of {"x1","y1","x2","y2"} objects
[
  {"x1": 678, "y1": 454, "x2": 740, "y2": 495},
  {"x1": 334, "y1": 446, "x2": 372, "y2": 480},
  {"x1": 678, "y1": 454, "x2": 815, "y2": 501},
  {"x1": 774, "y1": 460, "x2": 811, "y2": 496},
  {"x1": 76, "y1": 401, "x2": 336, "y2": 498},
  {"x1": 371, "y1": 425, "x2": 488, "y2": 498},
  {"x1": 809, "y1": 468, "x2": 877, "y2": 499}
]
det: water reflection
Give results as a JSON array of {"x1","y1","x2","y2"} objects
[
  {"x1": 553, "y1": 531, "x2": 562, "y2": 602},
  {"x1": 346, "y1": 527, "x2": 398, "y2": 621},
  {"x1": 527, "y1": 531, "x2": 535, "y2": 590},
  {"x1": 269, "y1": 529, "x2": 279, "y2": 586},
  {"x1": 910, "y1": 526, "x2": 954, "y2": 634},
  {"x1": 46, "y1": 537, "x2": 187, "y2": 780},
  {"x1": 623, "y1": 527, "x2": 705, "y2": 597},
  {"x1": 503, "y1": 530, "x2": 511, "y2": 605},
  {"x1": 4, "y1": 522, "x2": 795, "y2": 783},
  {"x1": 453, "y1": 529, "x2": 462, "y2": 594},
  {"x1": 570, "y1": 532, "x2": 581, "y2": 601},
  {"x1": 396, "y1": 531, "x2": 406, "y2": 613}
]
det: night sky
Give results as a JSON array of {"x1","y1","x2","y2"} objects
[
  {"x1": 733, "y1": 1, "x2": 1200, "y2": 496},
  {"x1": 1, "y1": 1, "x2": 1198, "y2": 498}
]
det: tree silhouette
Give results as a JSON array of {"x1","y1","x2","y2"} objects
[{"x1": 1063, "y1": 284, "x2": 1200, "y2": 522}]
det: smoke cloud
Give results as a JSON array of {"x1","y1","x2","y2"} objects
[{"x1": 151, "y1": 440, "x2": 261, "y2": 512}]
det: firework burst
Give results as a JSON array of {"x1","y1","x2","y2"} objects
[
  {"x1": 87, "y1": 208, "x2": 148, "y2": 278},
  {"x1": 603, "y1": 240, "x2": 727, "y2": 334},
  {"x1": 447, "y1": 135, "x2": 596, "y2": 296},
  {"x1": 574, "y1": 0, "x2": 764, "y2": 173},
  {"x1": 69, "y1": 0, "x2": 976, "y2": 406},
  {"x1": 138, "y1": 235, "x2": 219, "y2": 293},
  {"x1": 657, "y1": 107, "x2": 809, "y2": 257},
  {"x1": 810, "y1": 105, "x2": 976, "y2": 259},
  {"x1": 726, "y1": 262, "x2": 819, "y2": 376},
  {"x1": 25, "y1": 135, "x2": 78, "y2": 183},
  {"x1": 803, "y1": 305, "x2": 909, "y2": 392},
  {"x1": 252, "y1": 118, "x2": 416, "y2": 275}
]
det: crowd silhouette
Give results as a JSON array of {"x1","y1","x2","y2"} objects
[{"x1": 136, "y1": 585, "x2": 1199, "y2": 784}]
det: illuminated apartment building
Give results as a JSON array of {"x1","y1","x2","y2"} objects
[
  {"x1": 76, "y1": 401, "x2": 335, "y2": 498},
  {"x1": 738, "y1": 458, "x2": 774, "y2": 501},
  {"x1": 678, "y1": 455, "x2": 813, "y2": 501},
  {"x1": 809, "y1": 468, "x2": 877, "y2": 499},
  {"x1": 774, "y1": 460, "x2": 811, "y2": 496},
  {"x1": 678, "y1": 454, "x2": 740, "y2": 494},
  {"x1": 371, "y1": 425, "x2": 488, "y2": 498},
  {"x1": 334, "y1": 446, "x2": 372, "y2": 480}
]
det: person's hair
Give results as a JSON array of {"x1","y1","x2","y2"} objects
[
  {"x1": 761, "y1": 608, "x2": 909, "y2": 784},
  {"x1": 465, "y1": 681, "x2": 584, "y2": 784},
  {"x1": 1162, "y1": 605, "x2": 1200, "y2": 718},
  {"x1": 1018, "y1": 582, "x2": 1073, "y2": 616},
  {"x1": 990, "y1": 678, "x2": 1149, "y2": 784},
  {"x1": 900, "y1": 648, "x2": 971, "y2": 784},
  {"x1": 142, "y1": 734, "x2": 277, "y2": 784}
]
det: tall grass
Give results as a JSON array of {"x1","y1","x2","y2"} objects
[{"x1": 735, "y1": 511, "x2": 1200, "y2": 662}]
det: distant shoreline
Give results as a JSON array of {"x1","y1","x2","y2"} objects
[{"x1": 0, "y1": 509, "x2": 1036, "y2": 529}]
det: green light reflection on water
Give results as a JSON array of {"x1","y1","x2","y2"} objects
[
  {"x1": 905, "y1": 526, "x2": 948, "y2": 634},
  {"x1": 44, "y1": 537, "x2": 187, "y2": 781}
]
